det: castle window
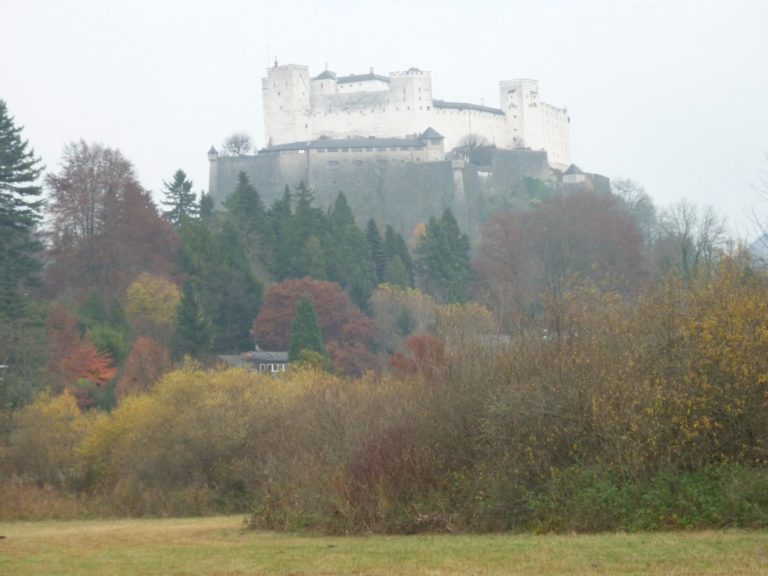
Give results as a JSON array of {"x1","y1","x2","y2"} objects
[{"x1": 427, "y1": 106, "x2": 430, "y2": 110}]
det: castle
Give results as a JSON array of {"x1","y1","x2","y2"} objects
[
  {"x1": 261, "y1": 63, "x2": 571, "y2": 170},
  {"x1": 208, "y1": 63, "x2": 593, "y2": 239}
]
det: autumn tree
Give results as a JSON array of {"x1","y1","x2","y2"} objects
[
  {"x1": 474, "y1": 191, "x2": 646, "y2": 329},
  {"x1": 370, "y1": 285, "x2": 437, "y2": 355},
  {"x1": 46, "y1": 141, "x2": 178, "y2": 300},
  {"x1": 124, "y1": 273, "x2": 181, "y2": 345},
  {"x1": 161, "y1": 169, "x2": 197, "y2": 226},
  {"x1": 253, "y1": 278, "x2": 374, "y2": 374},
  {"x1": 46, "y1": 305, "x2": 116, "y2": 409},
  {"x1": 115, "y1": 336, "x2": 171, "y2": 399}
]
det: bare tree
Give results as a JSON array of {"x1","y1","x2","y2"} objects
[
  {"x1": 222, "y1": 132, "x2": 252, "y2": 156},
  {"x1": 658, "y1": 200, "x2": 726, "y2": 278}
]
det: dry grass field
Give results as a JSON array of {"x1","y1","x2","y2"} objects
[{"x1": 1, "y1": 515, "x2": 767, "y2": 575}]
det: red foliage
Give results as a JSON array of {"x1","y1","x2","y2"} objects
[
  {"x1": 115, "y1": 336, "x2": 171, "y2": 399},
  {"x1": 253, "y1": 278, "x2": 376, "y2": 375},
  {"x1": 389, "y1": 334, "x2": 445, "y2": 381},
  {"x1": 46, "y1": 142, "x2": 179, "y2": 301}
]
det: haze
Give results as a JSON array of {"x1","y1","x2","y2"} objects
[{"x1": 3, "y1": 0, "x2": 767, "y2": 237}]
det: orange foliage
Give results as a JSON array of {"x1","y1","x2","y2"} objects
[
  {"x1": 115, "y1": 336, "x2": 171, "y2": 399},
  {"x1": 389, "y1": 334, "x2": 445, "y2": 381},
  {"x1": 46, "y1": 305, "x2": 116, "y2": 409}
]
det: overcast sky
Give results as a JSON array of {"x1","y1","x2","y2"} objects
[{"x1": 3, "y1": 0, "x2": 767, "y2": 238}]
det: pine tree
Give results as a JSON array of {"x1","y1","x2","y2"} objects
[
  {"x1": 224, "y1": 171, "x2": 266, "y2": 236},
  {"x1": 161, "y1": 169, "x2": 198, "y2": 226},
  {"x1": 326, "y1": 193, "x2": 375, "y2": 309},
  {"x1": 288, "y1": 294, "x2": 326, "y2": 363},
  {"x1": 0, "y1": 99, "x2": 44, "y2": 317},
  {"x1": 199, "y1": 191, "x2": 214, "y2": 222},
  {"x1": 415, "y1": 209, "x2": 473, "y2": 303},
  {"x1": 384, "y1": 225, "x2": 414, "y2": 287},
  {"x1": 366, "y1": 218, "x2": 387, "y2": 284},
  {"x1": 173, "y1": 281, "x2": 211, "y2": 359}
]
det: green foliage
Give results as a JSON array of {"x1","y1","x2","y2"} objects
[
  {"x1": 178, "y1": 219, "x2": 262, "y2": 352},
  {"x1": 0, "y1": 99, "x2": 44, "y2": 317},
  {"x1": 161, "y1": 169, "x2": 198, "y2": 225},
  {"x1": 384, "y1": 225, "x2": 414, "y2": 287},
  {"x1": 415, "y1": 209, "x2": 472, "y2": 303},
  {"x1": 172, "y1": 281, "x2": 211, "y2": 359},
  {"x1": 289, "y1": 295, "x2": 327, "y2": 363},
  {"x1": 366, "y1": 218, "x2": 387, "y2": 284}
]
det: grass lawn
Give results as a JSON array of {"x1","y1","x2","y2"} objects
[{"x1": 1, "y1": 515, "x2": 767, "y2": 575}]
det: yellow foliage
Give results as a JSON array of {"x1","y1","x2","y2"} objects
[
  {"x1": 4, "y1": 391, "x2": 89, "y2": 487},
  {"x1": 124, "y1": 273, "x2": 181, "y2": 341}
]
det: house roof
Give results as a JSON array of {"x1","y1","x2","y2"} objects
[
  {"x1": 337, "y1": 72, "x2": 390, "y2": 84},
  {"x1": 433, "y1": 99, "x2": 504, "y2": 116},
  {"x1": 563, "y1": 164, "x2": 584, "y2": 175},
  {"x1": 313, "y1": 70, "x2": 337, "y2": 81},
  {"x1": 421, "y1": 127, "x2": 444, "y2": 140},
  {"x1": 261, "y1": 135, "x2": 428, "y2": 153}
]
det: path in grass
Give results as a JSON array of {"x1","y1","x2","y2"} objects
[{"x1": 1, "y1": 516, "x2": 767, "y2": 575}]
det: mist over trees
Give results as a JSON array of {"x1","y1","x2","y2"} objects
[{"x1": 2, "y1": 97, "x2": 768, "y2": 534}]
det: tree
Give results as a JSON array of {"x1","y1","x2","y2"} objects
[
  {"x1": 384, "y1": 225, "x2": 414, "y2": 287},
  {"x1": 415, "y1": 209, "x2": 473, "y2": 303},
  {"x1": 253, "y1": 278, "x2": 374, "y2": 374},
  {"x1": 46, "y1": 141, "x2": 179, "y2": 300},
  {"x1": 115, "y1": 336, "x2": 171, "y2": 398},
  {"x1": 289, "y1": 294, "x2": 327, "y2": 363},
  {"x1": 161, "y1": 169, "x2": 198, "y2": 225},
  {"x1": 366, "y1": 219, "x2": 387, "y2": 284},
  {"x1": 124, "y1": 273, "x2": 181, "y2": 345},
  {"x1": 222, "y1": 132, "x2": 252, "y2": 156},
  {"x1": 178, "y1": 219, "x2": 262, "y2": 352},
  {"x1": 326, "y1": 193, "x2": 376, "y2": 309},
  {"x1": 656, "y1": 200, "x2": 726, "y2": 279},
  {"x1": 172, "y1": 281, "x2": 211, "y2": 359},
  {"x1": 199, "y1": 191, "x2": 214, "y2": 222},
  {"x1": 0, "y1": 99, "x2": 44, "y2": 317}
]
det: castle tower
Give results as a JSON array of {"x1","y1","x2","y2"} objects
[
  {"x1": 499, "y1": 79, "x2": 543, "y2": 152},
  {"x1": 389, "y1": 67, "x2": 433, "y2": 134},
  {"x1": 262, "y1": 63, "x2": 312, "y2": 146}
]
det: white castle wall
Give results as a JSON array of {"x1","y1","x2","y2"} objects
[{"x1": 262, "y1": 64, "x2": 571, "y2": 168}]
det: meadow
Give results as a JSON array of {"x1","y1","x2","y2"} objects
[{"x1": 1, "y1": 516, "x2": 767, "y2": 576}]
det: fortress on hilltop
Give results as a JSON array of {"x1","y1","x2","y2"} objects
[
  {"x1": 261, "y1": 63, "x2": 571, "y2": 169},
  {"x1": 209, "y1": 62, "x2": 601, "y2": 239}
]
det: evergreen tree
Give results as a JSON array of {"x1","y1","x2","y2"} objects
[
  {"x1": 415, "y1": 209, "x2": 473, "y2": 303},
  {"x1": 365, "y1": 218, "x2": 387, "y2": 284},
  {"x1": 173, "y1": 281, "x2": 211, "y2": 359},
  {"x1": 224, "y1": 171, "x2": 266, "y2": 237},
  {"x1": 326, "y1": 193, "x2": 375, "y2": 309},
  {"x1": 178, "y1": 219, "x2": 262, "y2": 352},
  {"x1": 267, "y1": 187, "x2": 293, "y2": 279},
  {"x1": 288, "y1": 294, "x2": 326, "y2": 363},
  {"x1": 384, "y1": 225, "x2": 414, "y2": 287},
  {"x1": 161, "y1": 169, "x2": 198, "y2": 226},
  {"x1": 199, "y1": 191, "x2": 214, "y2": 222},
  {"x1": 0, "y1": 99, "x2": 44, "y2": 317}
]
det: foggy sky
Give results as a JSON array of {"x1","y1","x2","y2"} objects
[{"x1": 3, "y1": 0, "x2": 767, "y2": 238}]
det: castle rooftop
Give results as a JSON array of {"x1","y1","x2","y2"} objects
[{"x1": 433, "y1": 99, "x2": 504, "y2": 115}]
